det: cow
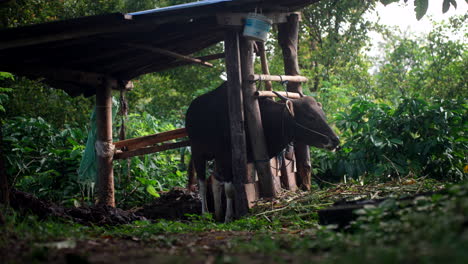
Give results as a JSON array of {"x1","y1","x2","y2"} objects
[{"x1": 185, "y1": 82, "x2": 340, "y2": 222}]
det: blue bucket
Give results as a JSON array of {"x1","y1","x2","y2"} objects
[{"x1": 243, "y1": 13, "x2": 272, "y2": 42}]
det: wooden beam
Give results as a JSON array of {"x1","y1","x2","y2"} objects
[
  {"x1": 278, "y1": 13, "x2": 312, "y2": 191},
  {"x1": 11, "y1": 67, "x2": 132, "y2": 91},
  {"x1": 168, "y1": 52, "x2": 225, "y2": 68},
  {"x1": 114, "y1": 128, "x2": 188, "y2": 150},
  {"x1": 254, "y1": 90, "x2": 302, "y2": 99},
  {"x1": 127, "y1": 44, "x2": 213, "y2": 68},
  {"x1": 224, "y1": 29, "x2": 249, "y2": 218},
  {"x1": 96, "y1": 78, "x2": 115, "y2": 207},
  {"x1": 240, "y1": 38, "x2": 276, "y2": 198},
  {"x1": 248, "y1": 74, "x2": 308, "y2": 83},
  {"x1": 114, "y1": 140, "x2": 190, "y2": 160}
]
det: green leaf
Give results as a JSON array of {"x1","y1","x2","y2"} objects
[
  {"x1": 146, "y1": 185, "x2": 160, "y2": 198},
  {"x1": 380, "y1": 0, "x2": 399, "y2": 5},
  {"x1": 442, "y1": 0, "x2": 451, "y2": 13},
  {"x1": 414, "y1": 0, "x2": 429, "y2": 20}
]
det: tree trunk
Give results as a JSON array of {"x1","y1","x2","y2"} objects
[{"x1": 96, "y1": 78, "x2": 115, "y2": 207}]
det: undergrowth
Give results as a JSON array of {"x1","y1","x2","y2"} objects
[{"x1": 1, "y1": 179, "x2": 467, "y2": 263}]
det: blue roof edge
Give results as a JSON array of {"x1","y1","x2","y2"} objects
[{"x1": 128, "y1": 0, "x2": 233, "y2": 16}]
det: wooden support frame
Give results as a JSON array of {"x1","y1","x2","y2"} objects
[
  {"x1": 254, "y1": 90, "x2": 302, "y2": 99},
  {"x1": 240, "y1": 37, "x2": 276, "y2": 198},
  {"x1": 96, "y1": 78, "x2": 115, "y2": 207},
  {"x1": 224, "y1": 29, "x2": 249, "y2": 218},
  {"x1": 127, "y1": 43, "x2": 213, "y2": 68}
]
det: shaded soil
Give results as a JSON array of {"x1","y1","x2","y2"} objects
[
  {"x1": 8, "y1": 188, "x2": 202, "y2": 226},
  {"x1": 9, "y1": 189, "x2": 145, "y2": 225},
  {"x1": 135, "y1": 187, "x2": 202, "y2": 220},
  {"x1": 2, "y1": 230, "x2": 264, "y2": 264}
]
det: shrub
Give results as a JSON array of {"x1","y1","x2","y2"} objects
[{"x1": 312, "y1": 97, "x2": 467, "y2": 182}]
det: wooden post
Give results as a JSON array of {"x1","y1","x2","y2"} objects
[
  {"x1": 224, "y1": 29, "x2": 248, "y2": 218},
  {"x1": 240, "y1": 38, "x2": 277, "y2": 198},
  {"x1": 96, "y1": 78, "x2": 115, "y2": 207},
  {"x1": 278, "y1": 13, "x2": 312, "y2": 191}
]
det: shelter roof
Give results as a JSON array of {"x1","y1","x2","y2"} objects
[{"x1": 0, "y1": 0, "x2": 318, "y2": 96}]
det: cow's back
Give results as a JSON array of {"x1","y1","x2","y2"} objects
[{"x1": 185, "y1": 83, "x2": 230, "y2": 158}]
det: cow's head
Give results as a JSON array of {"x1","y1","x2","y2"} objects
[{"x1": 275, "y1": 92, "x2": 340, "y2": 151}]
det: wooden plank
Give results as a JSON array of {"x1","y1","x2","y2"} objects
[
  {"x1": 96, "y1": 78, "x2": 115, "y2": 207},
  {"x1": 248, "y1": 74, "x2": 308, "y2": 83},
  {"x1": 114, "y1": 128, "x2": 188, "y2": 150},
  {"x1": 278, "y1": 13, "x2": 312, "y2": 191},
  {"x1": 254, "y1": 90, "x2": 302, "y2": 99},
  {"x1": 225, "y1": 29, "x2": 249, "y2": 218},
  {"x1": 240, "y1": 38, "x2": 276, "y2": 198},
  {"x1": 114, "y1": 140, "x2": 190, "y2": 160},
  {"x1": 256, "y1": 42, "x2": 272, "y2": 91},
  {"x1": 127, "y1": 43, "x2": 213, "y2": 68}
]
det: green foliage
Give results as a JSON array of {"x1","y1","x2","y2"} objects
[
  {"x1": 0, "y1": 72, "x2": 14, "y2": 113},
  {"x1": 301, "y1": 0, "x2": 376, "y2": 92},
  {"x1": 374, "y1": 15, "x2": 467, "y2": 100},
  {"x1": 3, "y1": 117, "x2": 86, "y2": 205},
  {"x1": 313, "y1": 97, "x2": 467, "y2": 182},
  {"x1": 379, "y1": 0, "x2": 462, "y2": 19},
  {"x1": 113, "y1": 112, "x2": 189, "y2": 207},
  {"x1": 3, "y1": 77, "x2": 94, "y2": 129}
]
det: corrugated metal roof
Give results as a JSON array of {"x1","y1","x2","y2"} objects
[{"x1": 0, "y1": 0, "x2": 319, "y2": 96}]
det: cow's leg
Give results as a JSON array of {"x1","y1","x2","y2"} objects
[
  {"x1": 211, "y1": 171, "x2": 224, "y2": 221},
  {"x1": 224, "y1": 181, "x2": 234, "y2": 223},
  {"x1": 193, "y1": 155, "x2": 208, "y2": 214}
]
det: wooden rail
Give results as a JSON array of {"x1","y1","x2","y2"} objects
[
  {"x1": 114, "y1": 128, "x2": 188, "y2": 151},
  {"x1": 114, "y1": 140, "x2": 190, "y2": 159},
  {"x1": 254, "y1": 90, "x2": 302, "y2": 99},
  {"x1": 247, "y1": 74, "x2": 308, "y2": 83}
]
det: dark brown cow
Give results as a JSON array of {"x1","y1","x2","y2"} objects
[{"x1": 186, "y1": 82, "x2": 339, "y2": 222}]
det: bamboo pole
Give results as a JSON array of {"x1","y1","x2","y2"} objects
[
  {"x1": 114, "y1": 140, "x2": 190, "y2": 160},
  {"x1": 127, "y1": 44, "x2": 213, "y2": 68},
  {"x1": 254, "y1": 90, "x2": 302, "y2": 99},
  {"x1": 114, "y1": 128, "x2": 187, "y2": 150},
  {"x1": 248, "y1": 74, "x2": 308, "y2": 83},
  {"x1": 96, "y1": 78, "x2": 115, "y2": 207}
]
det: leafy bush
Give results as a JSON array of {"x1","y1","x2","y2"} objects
[
  {"x1": 312, "y1": 97, "x2": 467, "y2": 182},
  {"x1": 3, "y1": 111, "x2": 189, "y2": 207},
  {"x1": 3, "y1": 117, "x2": 86, "y2": 205}
]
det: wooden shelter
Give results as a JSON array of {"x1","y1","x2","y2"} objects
[{"x1": 0, "y1": 0, "x2": 320, "y2": 217}]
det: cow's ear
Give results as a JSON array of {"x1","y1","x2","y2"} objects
[
  {"x1": 286, "y1": 100, "x2": 295, "y2": 117},
  {"x1": 317, "y1": 102, "x2": 322, "y2": 109}
]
